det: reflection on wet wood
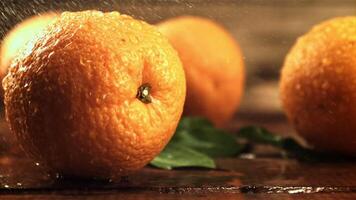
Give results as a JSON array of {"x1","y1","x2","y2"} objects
[
  {"x1": 0, "y1": 151, "x2": 356, "y2": 199},
  {"x1": 245, "y1": 194, "x2": 356, "y2": 200},
  {"x1": 0, "y1": 114, "x2": 355, "y2": 199}
]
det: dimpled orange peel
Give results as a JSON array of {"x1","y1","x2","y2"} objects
[
  {"x1": 280, "y1": 16, "x2": 356, "y2": 155},
  {"x1": 0, "y1": 13, "x2": 57, "y2": 81},
  {"x1": 3, "y1": 10, "x2": 186, "y2": 178},
  {"x1": 158, "y1": 16, "x2": 245, "y2": 127}
]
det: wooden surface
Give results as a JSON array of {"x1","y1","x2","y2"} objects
[{"x1": 0, "y1": 114, "x2": 355, "y2": 200}]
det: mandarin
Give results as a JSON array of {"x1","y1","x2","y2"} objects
[
  {"x1": 3, "y1": 11, "x2": 186, "y2": 178},
  {"x1": 158, "y1": 16, "x2": 245, "y2": 127},
  {"x1": 280, "y1": 16, "x2": 356, "y2": 155}
]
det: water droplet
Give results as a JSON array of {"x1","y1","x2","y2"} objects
[
  {"x1": 321, "y1": 58, "x2": 330, "y2": 66},
  {"x1": 239, "y1": 153, "x2": 256, "y2": 160},
  {"x1": 129, "y1": 35, "x2": 139, "y2": 44},
  {"x1": 321, "y1": 81, "x2": 329, "y2": 89},
  {"x1": 79, "y1": 57, "x2": 85, "y2": 66},
  {"x1": 102, "y1": 94, "x2": 107, "y2": 100},
  {"x1": 48, "y1": 51, "x2": 55, "y2": 59},
  {"x1": 295, "y1": 84, "x2": 301, "y2": 90},
  {"x1": 55, "y1": 173, "x2": 62, "y2": 179}
]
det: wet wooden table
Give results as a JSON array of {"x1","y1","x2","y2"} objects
[{"x1": 0, "y1": 113, "x2": 355, "y2": 200}]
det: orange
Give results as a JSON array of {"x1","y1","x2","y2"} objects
[
  {"x1": 3, "y1": 10, "x2": 186, "y2": 178},
  {"x1": 280, "y1": 16, "x2": 356, "y2": 155},
  {"x1": 0, "y1": 13, "x2": 57, "y2": 80},
  {"x1": 158, "y1": 16, "x2": 244, "y2": 127}
]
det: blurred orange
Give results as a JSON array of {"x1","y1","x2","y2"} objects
[
  {"x1": 158, "y1": 16, "x2": 245, "y2": 127},
  {"x1": 0, "y1": 13, "x2": 57, "y2": 80},
  {"x1": 280, "y1": 16, "x2": 356, "y2": 155}
]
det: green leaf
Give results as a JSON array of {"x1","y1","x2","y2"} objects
[
  {"x1": 237, "y1": 126, "x2": 348, "y2": 162},
  {"x1": 177, "y1": 117, "x2": 214, "y2": 130},
  {"x1": 237, "y1": 126, "x2": 312, "y2": 158},
  {"x1": 280, "y1": 137, "x2": 320, "y2": 161},
  {"x1": 173, "y1": 117, "x2": 243, "y2": 157},
  {"x1": 238, "y1": 126, "x2": 282, "y2": 147},
  {"x1": 150, "y1": 117, "x2": 244, "y2": 170},
  {"x1": 280, "y1": 138, "x2": 349, "y2": 162},
  {"x1": 150, "y1": 143, "x2": 216, "y2": 170}
]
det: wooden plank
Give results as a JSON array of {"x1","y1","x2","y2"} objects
[{"x1": 245, "y1": 194, "x2": 356, "y2": 200}]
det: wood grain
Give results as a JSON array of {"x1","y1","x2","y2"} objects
[{"x1": 0, "y1": 115, "x2": 355, "y2": 199}]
